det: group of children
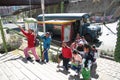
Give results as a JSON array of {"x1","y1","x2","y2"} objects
[
  {"x1": 18, "y1": 25, "x2": 98, "y2": 79},
  {"x1": 57, "y1": 33, "x2": 98, "y2": 79}
]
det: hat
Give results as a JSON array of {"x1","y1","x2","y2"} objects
[
  {"x1": 46, "y1": 32, "x2": 50, "y2": 34},
  {"x1": 46, "y1": 32, "x2": 51, "y2": 36},
  {"x1": 78, "y1": 41, "x2": 84, "y2": 45}
]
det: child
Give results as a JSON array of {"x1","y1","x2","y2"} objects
[
  {"x1": 57, "y1": 41, "x2": 72, "y2": 71},
  {"x1": 82, "y1": 44, "x2": 94, "y2": 69},
  {"x1": 82, "y1": 44, "x2": 95, "y2": 80},
  {"x1": 71, "y1": 50, "x2": 82, "y2": 76},
  {"x1": 39, "y1": 32, "x2": 51, "y2": 63},
  {"x1": 18, "y1": 26, "x2": 40, "y2": 62}
]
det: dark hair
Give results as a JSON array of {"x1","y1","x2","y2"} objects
[
  {"x1": 73, "y1": 50, "x2": 78, "y2": 54},
  {"x1": 29, "y1": 29, "x2": 34, "y2": 32},
  {"x1": 84, "y1": 44, "x2": 91, "y2": 50},
  {"x1": 81, "y1": 36, "x2": 84, "y2": 38},
  {"x1": 92, "y1": 45, "x2": 96, "y2": 48}
]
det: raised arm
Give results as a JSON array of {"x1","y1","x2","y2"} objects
[
  {"x1": 39, "y1": 34, "x2": 45, "y2": 39},
  {"x1": 18, "y1": 26, "x2": 24, "y2": 30},
  {"x1": 18, "y1": 26, "x2": 27, "y2": 36}
]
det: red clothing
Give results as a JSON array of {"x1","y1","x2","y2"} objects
[
  {"x1": 21, "y1": 29, "x2": 35, "y2": 48},
  {"x1": 62, "y1": 47, "x2": 72, "y2": 58}
]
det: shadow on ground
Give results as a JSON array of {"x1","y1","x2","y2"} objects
[{"x1": 68, "y1": 75, "x2": 83, "y2": 80}]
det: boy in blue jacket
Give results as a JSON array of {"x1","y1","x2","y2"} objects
[{"x1": 39, "y1": 32, "x2": 51, "y2": 63}]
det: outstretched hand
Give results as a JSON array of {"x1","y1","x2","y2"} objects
[{"x1": 18, "y1": 25, "x2": 23, "y2": 30}]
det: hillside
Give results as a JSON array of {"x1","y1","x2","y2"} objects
[{"x1": 64, "y1": 0, "x2": 120, "y2": 22}]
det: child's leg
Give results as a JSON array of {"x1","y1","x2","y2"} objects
[
  {"x1": 63, "y1": 58, "x2": 69, "y2": 71},
  {"x1": 24, "y1": 47, "x2": 30, "y2": 58},
  {"x1": 90, "y1": 63, "x2": 97, "y2": 78},
  {"x1": 30, "y1": 47, "x2": 40, "y2": 60},
  {"x1": 88, "y1": 60, "x2": 92, "y2": 69},
  {"x1": 77, "y1": 65, "x2": 81, "y2": 76},
  {"x1": 44, "y1": 49, "x2": 49, "y2": 62}
]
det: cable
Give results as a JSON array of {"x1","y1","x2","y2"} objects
[{"x1": 103, "y1": 22, "x2": 117, "y2": 35}]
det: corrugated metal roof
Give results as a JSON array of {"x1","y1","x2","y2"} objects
[{"x1": 0, "y1": 0, "x2": 63, "y2": 6}]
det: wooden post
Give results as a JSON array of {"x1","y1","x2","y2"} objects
[
  {"x1": 0, "y1": 16, "x2": 8, "y2": 53},
  {"x1": 39, "y1": 39, "x2": 43, "y2": 58}
]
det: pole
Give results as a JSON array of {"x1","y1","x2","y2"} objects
[
  {"x1": 0, "y1": 16, "x2": 8, "y2": 53},
  {"x1": 40, "y1": 0, "x2": 45, "y2": 58},
  {"x1": 41, "y1": 0, "x2": 46, "y2": 34},
  {"x1": 29, "y1": 0, "x2": 32, "y2": 17}
]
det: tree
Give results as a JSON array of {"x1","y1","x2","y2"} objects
[
  {"x1": 114, "y1": 19, "x2": 120, "y2": 62},
  {"x1": 0, "y1": 16, "x2": 8, "y2": 53}
]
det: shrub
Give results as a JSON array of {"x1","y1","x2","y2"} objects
[
  {"x1": 114, "y1": 20, "x2": 120, "y2": 62},
  {"x1": 50, "y1": 52, "x2": 59, "y2": 62},
  {"x1": 0, "y1": 35, "x2": 22, "y2": 54}
]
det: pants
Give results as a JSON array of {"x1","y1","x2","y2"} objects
[
  {"x1": 90, "y1": 62, "x2": 97, "y2": 78},
  {"x1": 24, "y1": 47, "x2": 40, "y2": 60},
  {"x1": 43, "y1": 48, "x2": 49, "y2": 62},
  {"x1": 63, "y1": 58, "x2": 70, "y2": 71},
  {"x1": 71, "y1": 65, "x2": 81, "y2": 73}
]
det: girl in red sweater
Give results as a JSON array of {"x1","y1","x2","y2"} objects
[
  {"x1": 58, "y1": 41, "x2": 72, "y2": 71},
  {"x1": 18, "y1": 26, "x2": 40, "y2": 62}
]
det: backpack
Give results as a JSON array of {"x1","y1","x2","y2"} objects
[
  {"x1": 34, "y1": 37, "x2": 40, "y2": 47},
  {"x1": 81, "y1": 68, "x2": 91, "y2": 80}
]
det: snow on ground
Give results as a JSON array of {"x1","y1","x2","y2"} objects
[{"x1": 98, "y1": 21, "x2": 118, "y2": 54}]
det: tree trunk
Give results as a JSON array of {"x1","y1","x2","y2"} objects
[{"x1": 0, "y1": 17, "x2": 8, "y2": 54}]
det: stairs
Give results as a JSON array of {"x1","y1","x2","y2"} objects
[{"x1": 0, "y1": 52, "x2": 79, "y2": 80}]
